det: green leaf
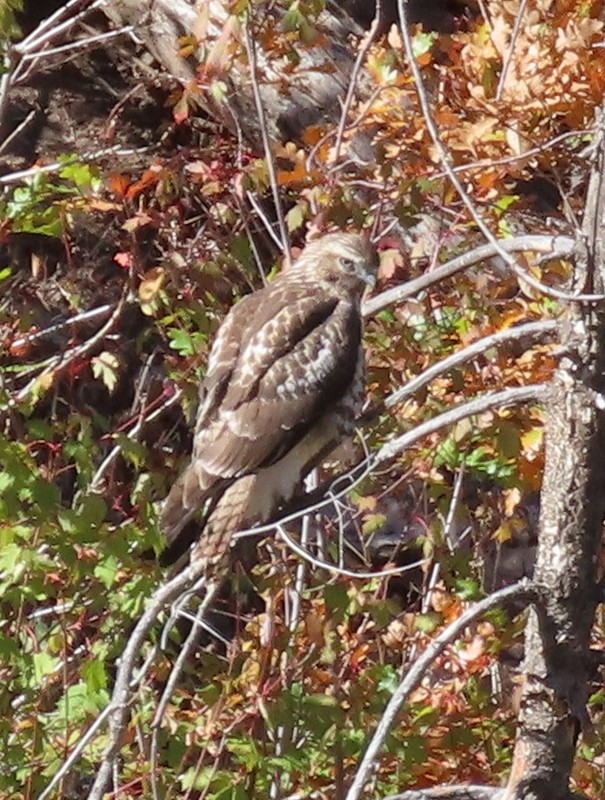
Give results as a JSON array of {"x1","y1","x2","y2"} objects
[
  {"x1": 168, "y1": 328, "x2": 195, "y2": 356},
  {"x1": 33, "y1": 651, "x2": 60, "y2": 683},
  {"x1": 286, "y1": 203, "x2": 306, "y2": 232},
  {"x1": 414, "y1": 612, "x2": 442, "y2": 633},
  {"x1": 94, "y1": 555, "x2": 119, "y2": 589},
  {"x1": 412, "y1": 30, "x2": 437, "y2": 57},
  {"x1": 82, "y1": 659, "x2": 107, "y2": 693}
]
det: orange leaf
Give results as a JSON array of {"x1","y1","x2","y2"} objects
[{"x1": 108, "y1": 173, "x2": 131, "y2": 197}]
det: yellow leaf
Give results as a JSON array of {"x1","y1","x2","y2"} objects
[
  {"x1": 139, "y1": 267, "x2": 165, "y2": 304},
  {"x1": 91, "y1": 352, "x2": 120, "y2": 394}
]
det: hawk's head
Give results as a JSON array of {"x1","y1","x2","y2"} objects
[{"x1": 294, "y1": 232, "x2": 378, "y2": 294}]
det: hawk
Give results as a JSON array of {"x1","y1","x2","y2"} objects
[{"x1": 160, "y1": 232, "x2": 378, "y2": 569}]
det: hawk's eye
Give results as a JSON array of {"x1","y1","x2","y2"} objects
[{"x1": 340, "y1": 257, "x2": 355, "y2": 270}]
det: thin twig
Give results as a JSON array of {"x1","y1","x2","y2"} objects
[
  {"x1": 332, "y1": 0, "x2": 382, "y2": 166},
  {"x1": 0, "y1": 145, "x2": 151, "y2": 186},
  {"x1": 9, "y1": 304, "x2": 116, "y2": 351},
  {"x1": 431, "y1": 129, "x2": 589, "y2": 180},
  {"x1": 39, "y1": 628, "x2": 160, "y2": 800},
  {"x1": 88, "y1": 387, "x2": 183, "y2": 493},
  {"x1": 397, "y1": 0, "x2": 601, "y2": 304},
  {"x1": 0, "y1": 109, "x2": 36, "y2": 156},
  {"x1": 344, "y1": 580, "x2": 541, "y2": 800},
  {"x1": 246, "y1": 190, "x2": 285, "y2": 251},
  {"x1": 2, "y1": 294, "x2": 128, "y2": 411},
  {"x1": 277, "y1": 523, "x2": 429, "y2": 580},
  {"x1": 20, "y1": 26, "x2": 133, "y2": 62},
  {"x1": 14, "y1": 0, "x2": 107, "y2": 55},
  {"x1": 160, "y1": 574, "x2": 210, "y2": 651},
  {"x1": 243, "y1": 16, "x2": 292, "y2": 267},
  {"x1": 495, "y1": 0, "x2": 528, "y2": 101},
  {"x1": 38, "y1": 707, "x2": 113, "y2": 800}
]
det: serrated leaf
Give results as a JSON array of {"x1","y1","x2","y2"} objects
[
  {"x1": 82, "y1": 658, "x2": 107, "y2": 693},
  {"x1": 91, "y1": 352, "x2": 119, "y2": 393},
  {"x1": 168, "y1": 328, "x2": 195, "y2": 356},
  {"x1": 94, "y1": 555, "x2": 119, "y2": 589}
]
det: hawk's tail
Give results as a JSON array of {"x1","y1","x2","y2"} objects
[{"x1": 190, "y1": 474, "x2": 257, "y2": 566}]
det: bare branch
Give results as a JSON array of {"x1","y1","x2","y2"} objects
[
  {"x1": 38, "y1": 706, "x2": 113, "y2": 800},
  {"x1": 8, "y1": 303, "x2": 116, "y2": 351},
  {"x1": 375, "y1": 384, "x2": 547, "y2": 466},
  {"x1": 277, "y1": 523, "x2": 429, "y2": 580},
  {"x1": 0, "y1": 145, "x2": 151, "y2": 186},
  {"x1": 431, "y1": 129, "x2": 588, "y2": 181},
  {"x1": 84, "y1": 563, "x2": 211, "y2": 800},
  {"x1": 363, "y1": 235, "x2": 575, "y2": 317},
  {"x1": 381, "y1": 320, "x2": 557, "y2": 413},
  {"x1": 345, "y1": 581, "x2": 540, "y2": 800},
  {"x1": 150, "y1": 582, "x2": 220, "y2": 800}
]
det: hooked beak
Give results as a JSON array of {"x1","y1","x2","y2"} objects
[{"x1": 356, "y1": 262, "x2": 377, "y2": 289}]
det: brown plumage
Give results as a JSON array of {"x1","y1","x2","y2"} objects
[{"x1": 160, "y1": 232, "x2": 378, "y2": 569}]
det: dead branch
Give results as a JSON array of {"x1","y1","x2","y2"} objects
[{"x1": 81, "y1": 563, "x2": 212, "y2": 800}]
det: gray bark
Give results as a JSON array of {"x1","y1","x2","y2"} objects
[
  {"x1": 102, "y1": 0, "x2": 370, "y2": 151},
  {"x1": 503, "y1": 113, "x2": 605, "y2": 799}
]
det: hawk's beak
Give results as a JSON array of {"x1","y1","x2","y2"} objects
[{"x1": 357, "y1": 263, "x2": 376, "y2": 289}]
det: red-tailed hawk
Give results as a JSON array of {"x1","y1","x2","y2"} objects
[{"x1": 160, "y1": 232, "x2": 378, "y2": 568}]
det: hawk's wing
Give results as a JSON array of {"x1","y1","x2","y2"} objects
[{"x1": 160, "y1": 277, "x2": 362, "y2": 551}]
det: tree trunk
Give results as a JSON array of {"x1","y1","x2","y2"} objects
[{"x1": 504, "y1": 114, "x2": 605, "y2": 799}]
